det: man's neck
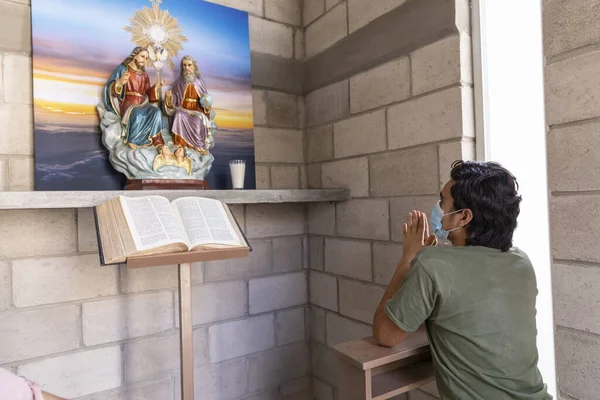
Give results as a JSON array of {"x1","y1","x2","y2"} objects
[{"x1": 449, "y1": 232, "x2": 467, "y2": 246}]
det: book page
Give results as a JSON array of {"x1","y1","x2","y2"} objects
[
  {"x1": 119, "y1": 195, "x2": 189, "y2": 251},
  {"x1": 172, "y1": 197, "x2": 241, "y2": 248}
]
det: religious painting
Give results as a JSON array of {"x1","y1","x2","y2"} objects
[{"x1": 32, "y1": 0, "x2": 256, "y2": 190}]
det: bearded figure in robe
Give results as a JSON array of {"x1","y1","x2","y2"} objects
[
  {"x1": 103, "y1": 47, "x2": 166, "y2": 148},
  {"x1": 164, "y1": 55, "x2": 215, "y2": 154}
]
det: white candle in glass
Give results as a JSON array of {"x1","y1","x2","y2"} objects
[{"x1": 229, "y1": 159, "x2": 246, "y2": 189}]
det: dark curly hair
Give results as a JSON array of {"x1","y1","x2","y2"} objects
[{"x1": 449, "y1": 160, "x2": 522, "y2": 252}]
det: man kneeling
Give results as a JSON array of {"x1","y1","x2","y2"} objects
[{"x1": 373, "y1": 160, "x2": 551, "y2": 399}]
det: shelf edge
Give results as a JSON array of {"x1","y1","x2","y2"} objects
[{"x1": 0, "y1": 189, "x2": 350, "y2": 210}]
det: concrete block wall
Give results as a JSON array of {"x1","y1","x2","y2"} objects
[
  {"x1": 237, "y1": 0, "x2": 306, "y2": 191},
  {"x1": 0, "y1": 0, "x2": 311, "y2": 399},
  {"x1": 303, "y1": 1, "x2": 474, "y2": 399},
  {"x1": 544, "y1": 2, "x2": 600, "y2": 400},
  {"x1": 0, "y1": 204, "x2": 311, "y2": 400}
]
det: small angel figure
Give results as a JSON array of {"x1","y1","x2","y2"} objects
[{"x1": 152, "y1": 145, "x2": 193, "y2": 175}]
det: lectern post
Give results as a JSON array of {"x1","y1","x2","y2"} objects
[{"x1": 178, "y1": 262, "x2": 194, "y2": 400}]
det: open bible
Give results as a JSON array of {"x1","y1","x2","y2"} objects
[{"x1": 94, "y1": 195, "x2": 250, "y2": 265}]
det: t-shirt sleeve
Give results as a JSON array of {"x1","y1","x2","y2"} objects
[{"x1": 385, "y1": 259, "x2": 438, "y2": 332}]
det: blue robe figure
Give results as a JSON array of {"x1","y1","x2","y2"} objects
[{"x1": 103, "y1": 47, "x2": 165, "y2": 148}]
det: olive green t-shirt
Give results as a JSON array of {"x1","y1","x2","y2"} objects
[{"x1": 385, "y1": 246, "x2": 551, "y2": 400}]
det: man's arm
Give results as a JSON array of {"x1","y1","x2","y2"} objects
[
  {"x1": 372, "y1": 211, "x2": 436, "y2": 347},
  {"x1": 373, "y1": 255, "x2": 413, "y2": 346}
]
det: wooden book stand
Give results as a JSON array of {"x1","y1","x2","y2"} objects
[{"x1": 94, "y1": 207, "x2": 250, "y2": 400}]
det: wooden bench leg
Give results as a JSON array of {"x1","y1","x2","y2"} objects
[{"x1": 337, "y1": 360, "x2": 372, "y2": 400}]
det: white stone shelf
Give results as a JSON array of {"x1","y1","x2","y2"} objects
[{"x1": 0, "y1": 189, "x2": 350, "y2": 210}]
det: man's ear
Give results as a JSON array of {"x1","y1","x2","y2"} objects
[{"x1": 461, "y1": 209, "x2": 473, "y2": 226}]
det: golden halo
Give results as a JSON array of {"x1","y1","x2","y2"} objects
[{"x1": 124, "y1": 2, "x2": 188, "y2": 70}]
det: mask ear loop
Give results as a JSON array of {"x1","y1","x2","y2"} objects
[
  {"x1": 443, "y1": 209, "x2": 463, "y2": 217},
  {"x1": 442, "y1": 209, "x2": 466, "y2": 233},
  {"x1": 438, "y1": 200, "x2": 464, "y2": 218}
]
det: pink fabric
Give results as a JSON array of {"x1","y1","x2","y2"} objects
[{"x1": 0, "y1": 368, "x2": 44, "y2": 400}]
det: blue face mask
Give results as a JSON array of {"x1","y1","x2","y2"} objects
[{"x1": 430, "y1": 201, "x2": 463, "y2": 241}]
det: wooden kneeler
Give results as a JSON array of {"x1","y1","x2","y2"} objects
[{"x1": 333, "y1": 326, "x2": 434, "y2": 400}]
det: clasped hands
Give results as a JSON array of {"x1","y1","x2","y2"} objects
[{"x1": 402, "y1": 210, "x2": 438, "y2": 261}]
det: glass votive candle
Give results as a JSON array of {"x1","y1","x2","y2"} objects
[{"x1": 229, "y1": 159, "x2": 246, "y2": 189}]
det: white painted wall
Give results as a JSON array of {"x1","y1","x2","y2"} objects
[{"x1": 471, "y1": 0, "x2": 557, "y2": 396}]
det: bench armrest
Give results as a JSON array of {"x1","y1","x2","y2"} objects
[{"x1": 332, "y1": 325, "x2": 430, "y2": 370}]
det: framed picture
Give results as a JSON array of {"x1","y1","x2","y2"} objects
[{"x1": 32, "y1": 0, "x2": 256, "y2": 190}]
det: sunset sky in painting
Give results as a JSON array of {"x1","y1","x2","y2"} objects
[{"x1": 32, "y1": 0, "x2": 253, "y2": 132}]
